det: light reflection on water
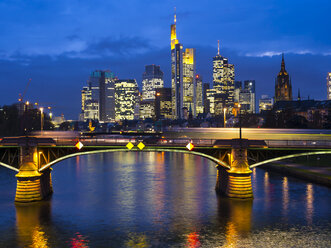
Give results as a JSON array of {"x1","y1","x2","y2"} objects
[{"x1": 0, "y1": 152, "x2": 330, "y2": 247}]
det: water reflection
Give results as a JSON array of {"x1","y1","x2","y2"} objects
[
  {"x1": 125, "y1": 233, "x2": 149, "y2": 248},
  {"x1": 282, "y1": 177, "x2": 289, "y2": 216},
  {"x1": 69, "y1": 233, "x2": 89, "y2": 248},
  {"x1": 2, "y1": 152, "x2": 329, "y2": 247},
  {"x1": 15, "y1": 202, "x2": 51, "y2": 248},
  {"x1": 306, "y1": 184, "x2": 314, "y2": 225},
  {"x1": 186, "y1": 232, "x2": 201, "y2": 247},
  {"x1": 264, "y1": 172, "x2": 271, "y2": 210},
  {"x1": 217, "y1": 197, "x2": 253, "y2": 247}
]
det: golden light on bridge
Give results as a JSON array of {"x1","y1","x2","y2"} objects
[
  {"x1": 137, "y1": 142, "x2": 145, "y2": 150},
  {"x1": 126, "y1": 142, "x2": 134, "y2": 150},
  {"x1": 186, "y1": 142, "x2": 194, "y2": 151},
  {"x1": 75, "y1": 141, "x2": 84, "y2": 150}
]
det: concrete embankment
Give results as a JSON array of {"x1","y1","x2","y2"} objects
[{"x1": 260, "y1": 162, "x2": 331, "y2": 187}]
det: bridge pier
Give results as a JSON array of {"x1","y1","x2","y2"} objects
[
  {"x1": 15, "y1": 145, "x2": 53, "y2": 203},
  {"x1": 216, "y1": 140, "x2": 253, "y2": 199}
]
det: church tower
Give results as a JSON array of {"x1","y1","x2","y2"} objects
[{"x1": 275, "y1": 54, "x2": 292, "y2": 102}]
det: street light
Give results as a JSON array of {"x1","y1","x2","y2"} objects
[
  {"x1": 223, "y1": 108, "x2": 227, "y2": 128},
  {"x1": 40, "y1": 107, "x2": 44, "y2": 133},
  {"x1": 238, "y1": 104, "x2": 242, "y2": 147}
]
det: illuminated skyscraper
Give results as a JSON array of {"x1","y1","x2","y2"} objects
[
  {"x1": 81, "y1": 70, "x2": 115, "y2": 122},
  {"x1": 142, "y1": 65, "x2": 164, "y2": 101},
  {"x1": 170, "y1": 11, "x2": 197, "y2": 119},
  {"x1": 195, "y1": 74, "x2": 203, "y2": 114},
  {"x1": 183, "y1": 48, "x2": 196, "y2": 117},
  {"x1": 171, "y1": 11, "x2": 183, "y2": 119},
  {"x1": 114, "y1": 79, "x2": 139, "y2": 121},
  {"x1": 327, "y1": 73, "x2": 331, "y2": 100},
  {"x1": 81, "y1": 86, "x2": 98, "y2": 121},
  {"x1": 213, "y1": 41, "x2": 235, "y2": 114},
  {"x1": 275, "y1": 54, "x2": 292, "y2": 102}
]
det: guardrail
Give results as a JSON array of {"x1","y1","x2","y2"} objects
[
  {"x1": 265, "y1": 140, "x2": 331, "y2": 148},
  {"x1": 50, "y1": 137, "x2": 331, "y2": 149}
]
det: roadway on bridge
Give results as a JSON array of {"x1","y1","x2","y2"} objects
[{"x1": 164, "y1": 128, "x2": 331, "y2": 141}]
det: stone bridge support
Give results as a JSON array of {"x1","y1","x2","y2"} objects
[
  {"x1": 15, "y1": 145, "x2": 53, "y2": 203},
  {"x1": 216, "y1": 140, "x2": 253, "y2": 198}
]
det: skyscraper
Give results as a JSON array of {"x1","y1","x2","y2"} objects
[
  {"x1": 203, "y1": 83, "x2": 210, "y2": 114},
  {"x1": 195, "y1": 74, "x2": 203, "y2": 115},
  {"x1": 275, "y1": 54, "x2": 292, "y2": 102},
  {"x1": 234, "y1": 80, "x2": 256, "y2": 113},
  {"x1": 142, "y1": 65, "x2": 164, "y2": 101},
  {"x1": 114, "y1": 79, "x2": 139, "y2": 121},
  {"x1": 243, "y1": 80, "x2": 256, "y2": 113},
  {"x1": 171, "y1": 12, "x2": 183, "y2": 119},
  {"x1": 155, "y1": 88, "x2": 172, "y2": 120},
  {"x1": 170, "y1": 11, "x2": 196, "y2": 119},
  {"x1": 81, "y1": 86, "x2": 98, "y2": 121},
  {"x1": 327, "y1": 72, "x2": 331, "y2": 100},
  {"x1": 213, "y1": 41, "x2": 235, "y2": 114},
  {"x1": 81, "y1": 70, "x2": 115, "y2": 122},
  {"x1": 183, "y1": 48, "x2": 196, "y2": 117}
]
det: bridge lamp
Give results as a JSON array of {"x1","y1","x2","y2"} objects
[
  {"x1": 40, "y1": 107, "x2": 44, "y2": 133},
  {"x1": 186, "y1": 142, "x2": 194, "y2": 151},
  {"x1": 75, "y1": 141, "x2": 84, "y2": 150},
  {"x1": 223, "y1": 108, "x2": 227, "y2": 128}
]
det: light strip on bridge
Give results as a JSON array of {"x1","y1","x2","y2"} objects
[
  {"x1": 0, "y1": 162, "x2": 19, "y2": 172},
  {"x1": 39, "y1": 148, "x2": 230, "y2": 172},
  {"x1": 250, "y1": 151, "x2": 331, "y2": 168}
]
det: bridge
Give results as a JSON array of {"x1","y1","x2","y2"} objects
[{"x1": 0, "y1": 128, "x2": 330, "y2": 203}]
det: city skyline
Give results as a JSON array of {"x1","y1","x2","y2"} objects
[{"x1": 0, "y1": 1, "x2": 330, "y2": 119}]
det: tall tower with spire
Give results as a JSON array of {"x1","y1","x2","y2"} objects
[
  {"x1": 170, "y1": 9, "x2": 197, "y2": 119},
  {"x1": 212, "y1": 40, "x2": 235, "y2": 115},
  {"x1": 171, "y1": 8, "x2": 183, "y2": 119},
  {"x1": 275, "y1": 54, "x2": 292, "y2": 102}
]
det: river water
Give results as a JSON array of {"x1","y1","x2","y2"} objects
[{"x1": 0, "y1": 152, "x2": 330, "y2": 247}]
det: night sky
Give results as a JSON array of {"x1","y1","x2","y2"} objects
[{"x1": 0, "y1": 0, "x2": 330, "y2": 119}]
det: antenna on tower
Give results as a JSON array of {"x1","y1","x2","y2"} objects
[
  {"x1": 174, "y1": 7, "x2": 176, "y2": 23},
  {"x1": 217, "y1": 40, "x2": 220, "y2": 55}
]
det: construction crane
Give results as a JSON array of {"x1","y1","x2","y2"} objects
[{"x1": 18, "y1": 78, "x2": 32, "y2": 102}]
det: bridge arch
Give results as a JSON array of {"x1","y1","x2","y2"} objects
[
  {"x1": 39, "y1": 148, "x2": 230, "y2": 172},
  {"x1": 250, "y1": 150, "x2": 331, "y2": 168},
  {"x1": 0, "y1": 162, "x2": 19, "y2": 172}
]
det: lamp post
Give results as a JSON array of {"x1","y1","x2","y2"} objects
[
  {"x1": 40, "y1": 107, "x2": 44, "y2": 133},
  {"x1": 238, "y1": 104, "x2": 242, "y2": 148},
  {"x1": 223, "y1": 108, "x2": 227, "y2": 128}
]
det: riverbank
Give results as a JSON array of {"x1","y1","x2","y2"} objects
[{"x1": 260, "y1": 162, "x2": 331, "y2": 187}]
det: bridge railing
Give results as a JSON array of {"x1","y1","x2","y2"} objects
[
  {"x1": 46, "y1": 136, "x2": 331, "y2": 149},
  {"x1": 265, "y1": 140, "x2": 331, "y2": 148},
  {"x1": 50, "y1": 137, "x2": 216, "y2": 147}
]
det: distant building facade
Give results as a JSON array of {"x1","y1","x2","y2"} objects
[
  {"x1": 142, "y1": 65, "x2": 164, "y2": 101},
  {"x1": 259, "y1": 95, "x2": 274, "y2": 112},
  {"x1": 275, "y1": 54, "x2": 292, "y2": 102},
  {"x1": 155, "y1": 88, "x2": 172, "y2": 120},
  {"x1": 139, "y1": 100, "x2": 155, "y2": 120},
  {"x1": 114, "y1": 79, "x2": 139, "y2": 121},
  {"x1": 212, "y1": 41, "x2": 235, "y2": 114},
  {"x1": 203, "y1": 83, "x2": 210, "y2": 114},
  {"x1": 81, "y1": 70, "x2": 115, "y2": 122},
  {"x1": 195, "y1": 74, "x2": 203, "y2": 115}
]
